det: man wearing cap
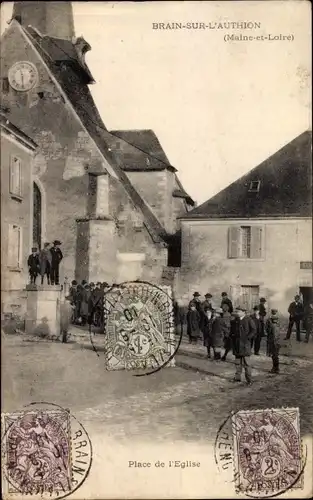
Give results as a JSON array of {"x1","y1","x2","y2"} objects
[
  {"x1": 266, "y1": 309, "x2": 281, "y2": 374},
  {"x1": 221, "y1": 292, "x2": 233, "y2": 314},
  {"x1": 27, "y1": 247, "x2": 40, "y2": 284},
  {"x1": 202, "y1": 293, "x2": 214, "y2": 311},
  {"x1": 39, "y1": 242, "x2": 52, "y2": 285},
  {"x1": 50, "y1": 240, "x2": 63, "y2": 286},
  {"x1": 230, "y1": 306, "x2": 256, "y2": 385},
  {"x1": 285, "y1": 295, "x2": 304, "y2": 342}
]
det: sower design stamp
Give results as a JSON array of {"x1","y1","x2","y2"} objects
[
  {"x1": 102, "y1": 281, "x2": 177, "y2": 373},
  {"x1": 1, "y1": 403, "x2": 92, "y2": 499},
  {"x1": 232, "y1": 407, "x2": 303, "y2": 497}
]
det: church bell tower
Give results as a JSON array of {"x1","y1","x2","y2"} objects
[{"x1": 12, "y1": 1, "x2": 75, "y2": 40}]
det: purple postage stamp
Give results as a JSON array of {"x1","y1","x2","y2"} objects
[
  {"x1": 1, "y1": 404, "x2": 92, "y2": 499},
  {"x1": 232, "y1": 407, "x2": 303, "y2": 497}
]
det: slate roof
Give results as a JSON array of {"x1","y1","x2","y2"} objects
[
  {"x1": 0, "y1": 111, "x2": 37, "y2": 150},
  {"x1": 110, "y1": 129, "x2": 175, "y2": 171},
  {"x1": 183, "y1": 130, "x2": 312, "y2": 219},
  {"x1": 12, "y1": 21, "x2": 169, "y2": 245},
  {"x1": 39, "y1": 35, "x2": 95, "y2": 84},
  {"x1": 173, "y1": 176, "x2": 195, "y2": 206}
]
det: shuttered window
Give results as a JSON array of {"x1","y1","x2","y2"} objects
[
  {"x1": 10, "y1": 156, "x2": 22, "y2": 197},
  {"x1": 8, "y1": 225, "x2": 23, "y2": 268},
  {"x1": 228, "y1": 225, "x2": 263, "y2": 259}
]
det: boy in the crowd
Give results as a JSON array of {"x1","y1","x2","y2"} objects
[
  {"x1": 266, "y1": 309, "x2": 281, "y2": 374},
  {"x1": 27, "y1": 247, "x2": 40, "y2": 284}
]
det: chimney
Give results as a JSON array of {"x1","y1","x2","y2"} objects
[{"x1": 13, "y1": 1, "x2": 75, "y2": 41}]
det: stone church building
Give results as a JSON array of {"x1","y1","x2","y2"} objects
[{"x1": 0, "y1": 1, "x2": 194, "y2": 295}]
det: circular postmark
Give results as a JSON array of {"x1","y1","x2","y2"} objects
[
  {"x1": 1, "y1": 402, "x2": 92, "y2": 499},
  {"x1": 215, "y1": 408, "x2": 307, "y2": 499},
  {"x1": 90, "y1": 280, "x2": 182, "y2": 376}
]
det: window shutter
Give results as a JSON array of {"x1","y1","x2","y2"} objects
[
  {"x1": 18, "y1": 226, "x2": 23, "y2": 267},
  {"x1": 228, "y1": 226, "x2": 240, "y2": 258},
  {"x1": 250, "y1": 226, "x2": 263, "y2": 258},
  {"x1": 10, "y1": 158, "x2": 15, "y2": 193},
  {"x1": 17, "y1": 159, "x2": 22, "y2": 196}
]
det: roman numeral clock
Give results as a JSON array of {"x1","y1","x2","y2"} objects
[{"x1": 8, "y1": 61, "x2": 38, "y2": 92}]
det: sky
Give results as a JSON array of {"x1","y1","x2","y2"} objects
[{"x1": 0, "y1": 1, "x2": 311, "y2": 205}]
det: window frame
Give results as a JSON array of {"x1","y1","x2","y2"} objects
[
  {"x1": 9, "y1": 154, "x2": 23, "y2": 199},
  {"x1": 228, "y1": 225, "x2": 265, "y2": 261},
  {"x1": 248, "y1": 180, "x2": 261, "y2": 193},
  {"x1": 239, "y1": 226, "x2": 252, "y2": 258}
]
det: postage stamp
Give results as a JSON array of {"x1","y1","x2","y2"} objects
[
  {"x1": 1, "y1": 403, "x2": 92, "y2": 499},
  {"x1": 231, "y1": 407, "x2": 303, "y2": 497},
  {"x1": 99, "y1": 281, "x2": 178, "y2": 374}
]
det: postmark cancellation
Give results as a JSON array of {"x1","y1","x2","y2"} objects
[
  {"x1": 231, "y1": 407, "x2": 303, "y2": 497},
  {"x1": 102, "y1": 281, "x2": 177, "y2": 372},
  {"x1": 1, "y1": 406, "x2": 92, "y2": 499}
]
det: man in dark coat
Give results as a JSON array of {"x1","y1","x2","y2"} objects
[
  {"x1": 27, "y1": 247, "x2": 40, "y2": 284},
  {"x1": 231, "y1": 306, "x2": 256, "y2": 385},
  {"x1": 250, "y1": 305, "x2": 262, "y2": 355},
  {"x1": 304, "y1": 301, "x2": 313, "y2": 343},
  {"x1": 202, "y1": 293, "x2": 214, "y2": 311},
  {"x1": 210, "y1": 308, "x2": 225, "y2": 360},
  {"x1": 221, "y1": 292, "x2": 233, "y2": 314},
  {"x1": 50, "y1": 240, "x2": 63, "y2": 285},
  {"x1": 68, "y1": 280, "x2": 78, "y2": 323},
  {"x1": 266, "y1": 309, "x2": 281, "y2": 374},
  {"x1": 187, "y1": 303, "x2": 201, "y2": 344},
  {"x1": 285, "y1": 295, "x2": 304, "y2": 341},
  {"x1": 39, "y1": 242, "x2": 52, "y2": 285},
  {"x1": 221, "y1": 304, "x2": 233, "y2": 361},
  {"x1": 188, "y1": 292, "x2": 203, "y2": 313},
  {"x1": 202, "y1": 306, "x2": 214, "y2": 357},
  {"x1": 258, "y1": 297, "x2": 267, "y2": 337}
]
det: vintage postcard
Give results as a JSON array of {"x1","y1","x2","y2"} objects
[{"x1": 1, "y1": 0, "x2": 312, "y2": 498}]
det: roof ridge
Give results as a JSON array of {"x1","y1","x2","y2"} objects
[
  {"x1": 110, "y1": 128, "x2": 155, "y2": 133},
  {"x1": 185, "y1": 130, "x2": 312, "y2": 219}
]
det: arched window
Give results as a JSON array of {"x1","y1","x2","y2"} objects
[{"x1": 33, "y1": 182, "x2": 42, "y2": 250}]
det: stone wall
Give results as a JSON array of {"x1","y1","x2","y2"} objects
[
  {"x1": 125, "y1": 170, "x2": 176, "y2": 234},
  {"x1": 176, "y1": 218, "x2": 312, "y2": 315},
  {"x1": 1, "y1": 133, "x2": 33, "y2": 316}
]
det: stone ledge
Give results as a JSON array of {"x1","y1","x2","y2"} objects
[{"x1": 25, "y1": 285, "x2": 62, "y2": 292}]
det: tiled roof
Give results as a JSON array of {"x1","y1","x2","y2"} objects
[
  {"x1": 17, "y1": 22, "x2": 168, "y2": 245},
  {"x1": 183, "y1": 130, "x2": 312, "y2": 219}
]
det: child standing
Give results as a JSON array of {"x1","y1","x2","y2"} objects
[
  {"x1": 27, "y1": 247, "x2": 40, "y2": 284},
  {"x1": 187, "y1": 304, "x2": 201, "y2": 344},
  {"x1": 266, "y1": 309, "x2": 281, "y2": 374}
]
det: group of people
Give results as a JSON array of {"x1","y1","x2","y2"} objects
[
  {"x1": 184, "y1": 291, "x2": 313, "y2": 385},
  {"x1": 66, "y1": 280, "x2": 111, "y2": 327},
  {"x1": 27, "y1": 240, "x2": 63, "y2": 286}
]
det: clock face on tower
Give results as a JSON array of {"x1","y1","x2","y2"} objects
[{"x1": 8, "y1": 61, "x2": 39, "y2": 92}]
